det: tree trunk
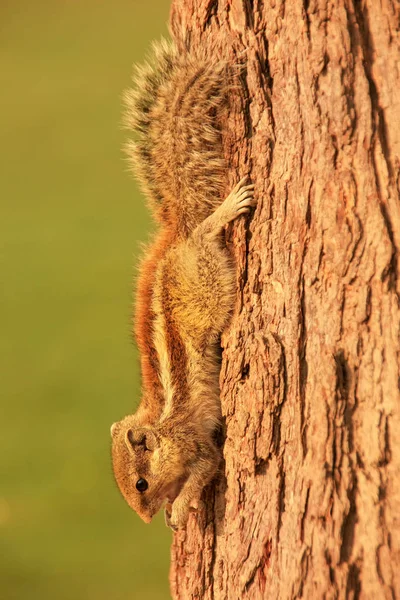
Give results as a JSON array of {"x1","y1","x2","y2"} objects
[{"x1": 169, "y1": 1, "x2": 400, "y2": 598}]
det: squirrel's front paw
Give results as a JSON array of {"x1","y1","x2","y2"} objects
[{"x1": 165, "y1": 497, "x2": 196, "y2": 531}]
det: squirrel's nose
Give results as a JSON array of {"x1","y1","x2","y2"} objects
[{"x1": 140, "y1": 512, "x2": 153, "y2": 524}]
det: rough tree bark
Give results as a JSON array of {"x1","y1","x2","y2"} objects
[{"x1": 169, "y1": 1, "x2": 400, "y2": 598}]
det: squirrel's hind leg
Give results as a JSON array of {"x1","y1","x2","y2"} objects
[
  {"x1": 163, "y1": 179, "x2": 255, "y2": 345},
  {"x1": 163, "y1": 240, "x2": 235, "y2": 346}
]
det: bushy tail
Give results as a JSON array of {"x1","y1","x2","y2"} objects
[{"x1": 123, "y1": 39, "x2": 228, "y2": 235}]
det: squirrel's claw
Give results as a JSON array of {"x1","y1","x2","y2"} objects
[{"x1": 164, "y1": 504, "x2": 178, "y2": 531}]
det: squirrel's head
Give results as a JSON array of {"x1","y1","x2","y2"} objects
[{"x1": 110, "y1": 415, "x2": 187, "y2": 524}]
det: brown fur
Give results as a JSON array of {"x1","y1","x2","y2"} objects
[{"x1": 111, "y1": 40, "x2": 256, "y2": 530}]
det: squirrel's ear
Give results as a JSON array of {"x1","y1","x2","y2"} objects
[
  {"x1": 110, "y1": 422, "x2": 118, "y2": 438},
  {"x1": 126, "y1": 427, "x2": 158, "y2": 452}
]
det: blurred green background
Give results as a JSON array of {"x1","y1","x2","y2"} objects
[{"x1": 0, "y1": 1, "x2": 172, "y2": 598}]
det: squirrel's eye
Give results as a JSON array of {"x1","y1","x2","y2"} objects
[{"x1": 136, "y1": 478, "x2": 148, "y2": 493}]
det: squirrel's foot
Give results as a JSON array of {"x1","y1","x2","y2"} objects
[
  {"x1": 197, "y1": 177, "x2": 256, "y2": 239},
  {"x1": 164, "y1": 503, "x2": 189, "y2": 532},
  {"x1": 164, "y1": 496, "x2": 199, "y2": 531},
  {"x1": 224, "y1": 176, "x2": 256, "y2": 222}
]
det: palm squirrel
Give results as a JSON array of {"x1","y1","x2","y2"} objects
[{"x1": 110, "y1": 40, "x2": 256, "y2": 531}]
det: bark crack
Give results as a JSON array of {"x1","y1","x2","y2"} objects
[{"x1": 352, "y1": 2, "x2": 394, "y2": 180}]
